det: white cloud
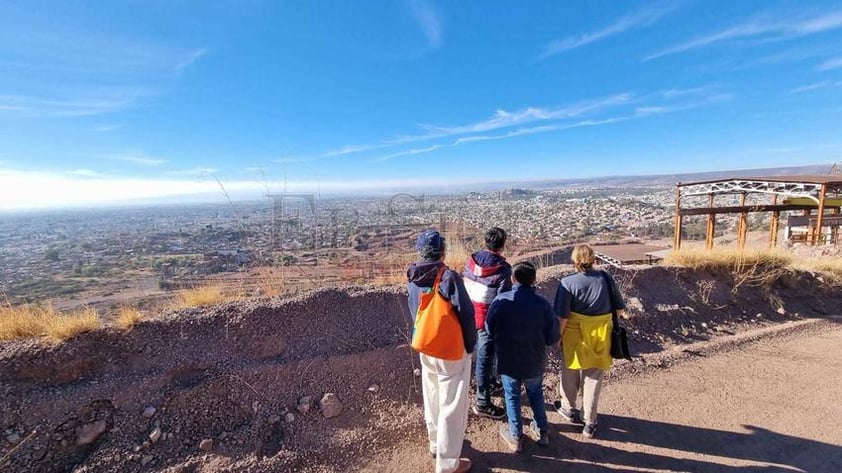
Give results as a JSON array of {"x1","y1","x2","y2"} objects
[
  {"x1": 409, "y1": 0, "x2": 442, "y2": 48},
  {"x1": 175, "y1": 48, "x2": 208, "y2": 72},
  {"x1": 790, "y1": 80, "x2": 842, "y2": 94},
  {"x1": 0, "y1": 168, "x2": 493, "y2": 210},
  {"x1": 90, "y1": 152, "x2": 167, "y2": 166},
  {"x1": 67, "y1": 169, "x2": 108, "y2": 178},
  {"x1": 165, "y1": 167, "x2": 219, "y2": 177},
  {"x1": 646, "y1": 9, "x2": 842, "y2": 61},
  {"x1": 94, "y1": 124, "x2": 123, "y2": 132},
  {"x1": 0, "y1": 93, "x2": 135, "y2": 117},
  {"x1": 371, "y1": 87, "x2": 729, "y2": 162},
  {"x1": 539, "y1": 4, "x2": 676, "y2": 59},
  {"x1": 818, "y1": 56, "x2": 842, "y2": 71}
]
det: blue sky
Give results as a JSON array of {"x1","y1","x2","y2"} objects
[{"x1": 2, "y1": 0, "x2": 842, "y2": 209}]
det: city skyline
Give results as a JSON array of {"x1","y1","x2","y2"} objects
[{"x1": 2, "y1": 1, "x2": 842, "y2": 209}]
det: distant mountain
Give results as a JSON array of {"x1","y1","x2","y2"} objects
[{"x1": 520, "y1": 163, "x2": 837, "y2": 190}]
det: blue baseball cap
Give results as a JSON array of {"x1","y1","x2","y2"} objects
[{"x1": 416, "y1": 229, "x2": 446, "y2": 258}]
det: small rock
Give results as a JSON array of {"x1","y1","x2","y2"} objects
[
  {"x1": 284, "y1": 412, "x2": 295, "y2": 423},
  {"x1": 142, "y1": 440, "x2": 151, "y2": 448},
  {"x1": 268, "y1": 415, "x2": 281, "y2": 424},
  {"x1": 199, "y1": 439, "x2": 213, "y2": 452},
  {"x1": 133, "y1": 445, "x2": 142, "y2": 453},
  {"x1": 777, "y1": 307, "x2": 786, "y2": 315},
  {"x1": 296, "y1": 403, "x2": 310, "y2": 414},
  {"x1": 75, "y1": 420, "x2": 107, "y2": 446},
  {"x1": 367, "y1": 384, "x2": 380, "y2": 393},
  {"x1": 413, "y1": 368, "x2": 421, "y2": 377},
  {"x1": 142, "y1": 407, "x2": 156, "y2": 418},
  {"x1": 6, "y1": 433, "x2": 21, "y2": 445},
  {"x1": 298, "y1": 396, "x2": 312, "y2": 406},
  {"x1": 149, "y1": 428, "x2": 162, "y2": 443},
  {"x1": 700, "y1": 322, "x2": 709, "y2": 329},
  {"x1": 252, "y1": 401, "x2": 260, "y2": 414},
  {"x1": 141, "y1": 455, "x2": 153, "y2": 466},
  {"x1": 319, "y1": 393, "x2": 343, "y2": 419}
]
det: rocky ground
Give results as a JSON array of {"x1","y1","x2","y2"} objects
[{"x1": 1, "y1": 264, "x2": 841, "y2": 472}]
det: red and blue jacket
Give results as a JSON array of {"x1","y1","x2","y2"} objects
[{"x1": 462, "y1": 249, "x2": 512, "y2": 330}]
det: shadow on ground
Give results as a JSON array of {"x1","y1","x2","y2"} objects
[{"x1": 462, "y1": 414, "x2": 842, "y2": 472}]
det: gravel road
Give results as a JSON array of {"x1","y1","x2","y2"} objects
[{"x1": 366, "y1": 318, "x2": 842, "y2": 473}]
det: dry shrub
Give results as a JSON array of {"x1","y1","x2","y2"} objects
[
  {"x1": 170, "y1": 284, "x2": 241, "y2": 309},
  {"x1": 255, "y1": 267, "x2": 286, "y2": 297},
  {"x1": 115, "y1": 306, "x2": 144, "y2": 331},
  {"x1": 0, "y1": 304, "x2": 100, "y2": 342},
  {"x1": 793, "y1": 257, "x2": 842, "y2": 285},
  {"x1": 664, "y1": 248, "x2": 797, "y2": 294},
  {"x1": 443, "y1": 230, "x2": 472, "y2": 271},
  {"x1": 663, "y1": 247, "x2": 793, "y2": 272}
]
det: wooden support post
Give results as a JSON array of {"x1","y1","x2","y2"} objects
[
  {"x1": 737, "y1": 193, "x2": 748, "y2": 250},
  {"x1": 705, "y1": 194, "x2": 715, "y2": 249},
  {"x1": 674, "y1": 185, "x2": 683, "y2": 251},
  {"x1": 831, "y1": 207, "x2": 840, "y2": 245},
  {"x1": 769, "y1": 194, "x2": 779, "y2": 248},
  {"x1": 814, "y1": 184, "x2": 828, "y2": 245}
]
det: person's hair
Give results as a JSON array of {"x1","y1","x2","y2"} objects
[
  {"x1": 571, "y1": 244, "x2": 596, "y2": 272},
  {"x1": 484, "y1": 227, "x2": 507, "y2": 251},
  {"x1": 512, "y1": 261, "x2": 537, "y2": 286}
]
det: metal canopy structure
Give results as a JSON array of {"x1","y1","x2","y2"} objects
[{"x1": 673, "y1": 174, "x2": 842, "y2": 250}]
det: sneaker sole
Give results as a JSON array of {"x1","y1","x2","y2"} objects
[{"x1": 472, "y1": 407, "x2": 506, "y2": 420}]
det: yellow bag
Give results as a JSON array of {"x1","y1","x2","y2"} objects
[{"x1": 411, "y1": 267, "x2": 464, "y2": 360}]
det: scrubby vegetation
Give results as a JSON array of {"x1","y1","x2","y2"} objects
[{"x1": 0, "y1": 303, "x2": 100, "y2": 342}]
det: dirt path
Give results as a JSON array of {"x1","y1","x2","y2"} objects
[{"x1": 365, "y1": 319, "x2": 842, "y2": 473}]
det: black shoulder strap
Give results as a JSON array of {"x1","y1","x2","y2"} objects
[{"x1": 600, "y1": 270, "x2": 619, "y2": 327}]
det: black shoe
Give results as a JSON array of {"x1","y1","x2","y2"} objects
[
  {"x1": 490, "y1": 380, "x2": 504, "y2": 396},
  {"x1": 583, "y1": 423, "x2": 598, "y2": 439},
  {"x1": 553, "y1": 400, "x2": 584, "y2": 425},
  {"x1": 473, "y1": 404, "x2": 506, "y2": 420}
]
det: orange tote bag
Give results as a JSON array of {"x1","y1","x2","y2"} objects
[{"x1": 411, "y1": 267, "x2": 465, "y2": 360}]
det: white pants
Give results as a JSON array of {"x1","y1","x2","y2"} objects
[{"x1": 420, "y1": 351, "x2": 471, "y2": 473}]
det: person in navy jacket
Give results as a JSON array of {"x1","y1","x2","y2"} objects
[{"x1": 486, "y1": 261, "x2": 560, "y2": 452}]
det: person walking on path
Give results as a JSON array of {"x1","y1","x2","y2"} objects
[
  {"x1": 407, "y1": 229, "x2": 476, "y2": 473},
  {"x1": 553, "y1": 244, "x2": 626, "y2": 439},
  {"x1": 485, "y1": 261, "x2": 560, "y2": 453},
  {"x1": 463, "y1": 227, "x2": 512, "y2": 420}
]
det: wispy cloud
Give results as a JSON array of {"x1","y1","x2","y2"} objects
[
  {"x1": 175, "y1": 48, "x2": 208, "y2": 72},
  {"x1": 646, "y1": 9, "x2": 842, "y2": 61},
  {"x1": 818, "y1": 56, "x2": 842, "y2": 71},
  {"x1": 539, "y1": 4, "x2": 676, "y2": 60},
  {"x1": 408, "y1": 0, "x2": 443, "y2": 48},
  {"x1": 165, "y1": 167, "x2": 219, "y2": 177},
  {"x1": 790, "y1": 80, "x2": 842, "y2": 94},
  {"x1": 93, "y1": 124, "x2": 123, "y2": 132},
  {"x1": 0, "y1": 93, "x2": 136, "y2": 117},
  {"x1": 68, "y1": 169, "x2": 109, "y2": 178},
  {"x1": 371, "y1": 87, "x2": 730, "y2": 162},
  {"x1": 321, "y1": 144, "x2": 390, "y2": 157},
  {"x1": 96, "y1": 152, "x2": 167, "y2": 166}
]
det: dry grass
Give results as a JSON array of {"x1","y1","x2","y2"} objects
[
  {"x1": 254, "y1": 267, "x2": 287, "y2": 297},
  {"x1": 115, "y1": 306, "x2": 144, "y2": 331},
  {"x1": 664, "y1": 247, "x2": 842, "y2": 291},
  {"x1": 0, "y1": 304, "x2": 100, "y2": 342},
  {"x1": 169, "y1": 284, "x2": 242, "y2": 310},
  {"x1": 663, "y1": 247, "x2": 793, "y2": 272},
  {"x1": 443, "y1": 229, "x2": 473, "y2": 271}
]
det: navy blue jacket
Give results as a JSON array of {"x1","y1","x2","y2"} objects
[
  {"x1": 407, "y1": 261, "x2": 477, "y2": 354},
  {"x1": 485, "y1": 284, "x2": 560, "y2": 379}
]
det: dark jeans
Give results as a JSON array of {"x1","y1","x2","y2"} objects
[
  {"x1": 475, "y1": 329, "x2": 496, "y2": 407},
  {"x1": 501, "y1": 374, "x2": 547, "y2": 438}
]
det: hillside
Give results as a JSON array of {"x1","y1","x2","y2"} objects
[{"x1": 1, "y1": 264, "x2": 840, "y2": 472}]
